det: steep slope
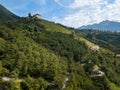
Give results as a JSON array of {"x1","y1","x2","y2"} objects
[
  {"x1": 0, "y1": 4, "x2": 19, "y2": 21},
  {"x1": 0, "y1": 22, "x2": 69, "y2": 89},
  {"x1": 77, "y1": 30, "x2": 120, "y2": 53},
  {"x1": 39, "y1": 19, "x2": 72, "y2": 34},
  {"x1": 79, "y1": 20, "x2": 120, "y2": 32},
  {"x1": 0, "y1": 17, "x2": 120, "y2": 90}
]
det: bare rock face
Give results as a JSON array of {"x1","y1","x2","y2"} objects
[{"x1": 91, "y1": 65, "x2": 105, "y2": 77}]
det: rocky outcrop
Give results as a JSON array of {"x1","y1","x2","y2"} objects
[{"x1": 89, "y1": 45, "x2": 100, "y2": 51}]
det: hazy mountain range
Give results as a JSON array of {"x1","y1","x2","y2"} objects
[{"x1": 79, "y1": 20, "x2": 120, "y2": 32}]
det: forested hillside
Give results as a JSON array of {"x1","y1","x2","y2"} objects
[
  {"x1": 0, "y1": 4, "x2": 19, "y2": 21},
  {"x1": 0, "y1": 4, "x2": 120, "y2": 90},
  {"x1": 77, "y1": 30, "x2": 120, "y2": 53}
]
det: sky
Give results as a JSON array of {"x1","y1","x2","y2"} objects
[{"x1": 0, "y1": 0, "x2": 120, "y2": 28}]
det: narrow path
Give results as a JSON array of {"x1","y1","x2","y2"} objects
[
  {"x1": 63, "y1": 76, "x2": 69, "y2": 89},
  {"x1": 2, "y1": 77, "x2": 23, "y2": 82}
]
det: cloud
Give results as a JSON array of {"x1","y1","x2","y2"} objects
[
  {"x1": 53, "y1": 0, "x2": 120, "y2": 28},
  {"x1": 54, "y1": 0, "x2": 73, "y2": 8},
  {"x1": 69, "y1": 0, "x2": 107, "y2": 9}
]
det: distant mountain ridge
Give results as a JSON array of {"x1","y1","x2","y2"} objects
[
  {"x1": 0, "y1": 4, "x2": 19, "y2": 21},
  {"x1": 79, "y1": 20, "x2": 120, "y2": 32}
]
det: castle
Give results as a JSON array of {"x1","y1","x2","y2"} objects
[{"x1": 33, "y1": 13, "x2": 42, "y2": 19}]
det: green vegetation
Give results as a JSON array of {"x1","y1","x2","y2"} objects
[
  {"x1": 39, "y1": 19, "x2": 72, "y2": 34},
  {"x1": 0, "y1": 4, "x2": 19, "y2": 22},
  {"x1": 77, "y1": 30, "x2": 120, "y2": 53},
  {"x1": 0, "y1": 5, "x2": 120, "y2": 90}
]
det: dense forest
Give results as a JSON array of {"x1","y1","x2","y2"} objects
[{"x1": 0, "y1": 4, "x2": 120, "y2": 90}]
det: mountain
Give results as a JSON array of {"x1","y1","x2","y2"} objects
[
  {"x1": 1, "y1": 5, "x2": 120, "y2": 90},
  {"x1": 0, "y1": 4, "x2": 19, "y2": 21},
  {"x1": 79, "y1": 20, "x2": 120, "y2": 32}
]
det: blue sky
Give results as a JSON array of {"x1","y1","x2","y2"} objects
[{"x1": 0, "y1": 0, "x2": 120, "y2": 28}]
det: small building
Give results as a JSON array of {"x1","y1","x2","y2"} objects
[{"x1": 33, "y1": 14, "x2": 41, "y2": 19}]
